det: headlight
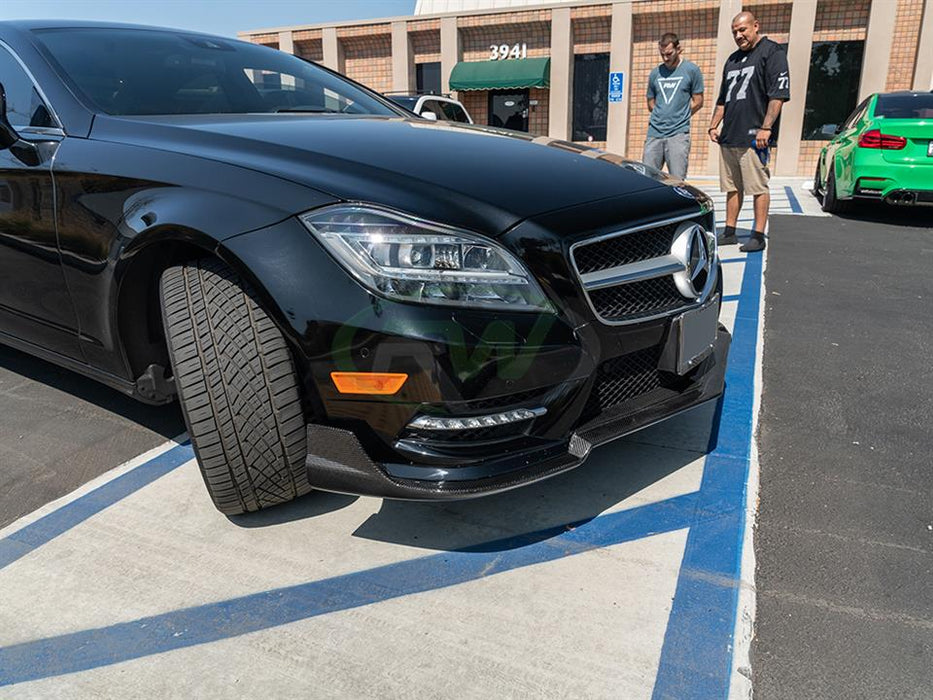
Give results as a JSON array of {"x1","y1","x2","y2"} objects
[{"x1": 300, "y1": 205, "x2": 552, "y2": 312}]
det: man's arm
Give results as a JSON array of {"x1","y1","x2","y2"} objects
[
  {"x1": 707, "y1": 103, "x2": 724, "y2": 143},
  {"x1": 690, "y1": 93, "x2": 704, "y2": 114},
  {"x1": 756, "y1": 98, "x2": 784, "y2": 149},
  {"x1": 690, "y1": 64, "x2": 705, "y2": 115},
  {"x1": 647, "y1": 97, "x2": 656, "y2": 112}
]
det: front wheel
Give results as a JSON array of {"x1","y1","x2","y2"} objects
[{"x1": 160, "y1": 258, "x2": 311, "y2": 515}]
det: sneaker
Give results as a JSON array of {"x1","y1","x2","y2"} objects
[
  {"x1": 740, "y1": 232, "x2": 766, "y2": 252},
  {"x1": 716, "y1": 231, "x2": 738, "y2": 246}
]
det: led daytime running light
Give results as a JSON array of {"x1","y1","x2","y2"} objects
[{"x1": 408, "y1": 407, "x2": 546, "y2": 431}]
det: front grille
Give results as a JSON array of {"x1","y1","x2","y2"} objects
[
  {"x1": 584, "y1": 347, "x2": 662, "y2": 416},
  {"x1": 588, "y1": 276, "x2": 685, "y2": 321},
  {"x1": 571, "y1": 217, "x2": 705, "y2": 325},
  {"x1": 573, "y1": 223, "x2": 679, "y2": 274}
]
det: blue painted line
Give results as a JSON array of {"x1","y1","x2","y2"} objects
[
  {"x1": 652, "y1": 249, "x2": 763, "y2": 698},
  {"x1": 0, "y1": 492, "x2": 699, "y2": 686},
  {"x1": 721, "y1": 294, "x2": 740, "y2": 302},
  {"x1": 784, "y1": 185, "x2": 803, "y2": 213},
  {"x1": 719, "y1": 258, "x2": 746, "y2": 264},
  {"x1": 0, "y1": 443, "x2": 193, "y2": 571}
]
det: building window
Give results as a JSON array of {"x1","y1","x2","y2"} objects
[
  {"x1": 801, "y1": 40, "x2": 865, "y2": 140},
  {"x1": 572, "y1": 53, "x2": 609, "y2": 142},
  {"x1": 416, "y1": 62, "x2": 441, "y2": 95}
]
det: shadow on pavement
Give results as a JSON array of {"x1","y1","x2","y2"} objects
[
  {"x1": 227, "y1": 490, "x2": 360, "y2": 527},
  {"x1": 349, "y1": 401, "x2": 718, "y2": 553},
  {"x1": 803, "y1": 190, "x2": 933, "y2": 229},
  {"x1": 0, "y1": 344, "x2": 184, "y2": 438},
  {"x1": 837, "y1": 202, "x2": 933, "y2": 228}
]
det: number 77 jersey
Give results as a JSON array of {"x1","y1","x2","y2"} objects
[{"x1": 716, "y1": 37, "x2": 790, "y2": 148}]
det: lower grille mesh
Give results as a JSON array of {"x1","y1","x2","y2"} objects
[{"x1": 584, "y1": 347, "x2": 662, "y2": 416}]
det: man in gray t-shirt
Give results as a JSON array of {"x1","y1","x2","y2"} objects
[{"x1": 643, "y1": 33, "x2": 704, "y2": 180}]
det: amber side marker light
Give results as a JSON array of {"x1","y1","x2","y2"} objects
[{"x1": 331, "y1": 372, "x2": 408, "y2": 395}]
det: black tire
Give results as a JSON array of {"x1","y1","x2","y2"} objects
[
  {"x1": 160, "y1": 258, "x2": 311, "y2": 515},
  {"x1": 821, "y1": 162, "x2": 852, "y2": 215},
  {"x1": 812, "y1": 161, "x2": 823, "y2": 200}
]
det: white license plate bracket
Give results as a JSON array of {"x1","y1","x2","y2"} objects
[{"x1": 673, "y1": 296, "x2": 719, "y2": 375}]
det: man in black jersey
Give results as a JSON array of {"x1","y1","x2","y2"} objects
[{"x1": 707, "y1": 11, "x2": 790, "y2": 252}]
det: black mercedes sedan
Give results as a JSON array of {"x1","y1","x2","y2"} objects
[{"x1": 0, "y1": 21, "x2": 729, "y2": 514}]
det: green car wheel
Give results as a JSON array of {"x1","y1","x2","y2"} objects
[{"x1": 822, "y1": 163, "x2": 852, "y2": 215}]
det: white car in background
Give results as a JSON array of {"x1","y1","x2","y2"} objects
[{"x1": 385, "y1": 93, "x2": 473, "y2": 124}]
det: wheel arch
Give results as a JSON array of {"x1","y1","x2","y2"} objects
[
  {"x1": 115, "y1": 228, "x2": 217, "y2": 393},
  {"x1": 114, "y1": 222, "x2": 318, "y2": 409}
]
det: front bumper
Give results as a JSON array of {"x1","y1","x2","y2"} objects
[
  {"x1": 302, "y1": 325, "x2": 729, "y2": 499},
  {"x1": 221, "y1": 195, "x2": 725, "y2": 500}
]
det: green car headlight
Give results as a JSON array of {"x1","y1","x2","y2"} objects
[{"x1": 300, "y1": 205, "x2": 553, "y2": 312}]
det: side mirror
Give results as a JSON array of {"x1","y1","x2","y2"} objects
[
  {"x1": 419, "y1": 110, "x2": 438, "y2": 121},
  {"x1": 0, "y1": 83, "x2": 19, "y2": 149}
]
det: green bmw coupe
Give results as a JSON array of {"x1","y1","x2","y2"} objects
[{"x1": 813, "y1": 91, "x2": 933, "y2": 213}]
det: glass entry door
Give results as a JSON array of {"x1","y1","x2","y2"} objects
[{"x1": 488, "y1": 90, "x2": 529, "y2": 132}]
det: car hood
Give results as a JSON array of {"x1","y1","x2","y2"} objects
[{"x1": 91, "y1": 114, "x2": 673, "y2": 235}]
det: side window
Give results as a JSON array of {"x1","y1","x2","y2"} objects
[
  {"x1": 842, "y1": 99, "x2": 869, "y2": 130},
  {"x1": 439, "y1": 102, "x2": 470, "y2": 123},
  {"x1": 418, "y1": 100, "x2": 445, "y2": 119},
  {"x1": 0, "y1": 47, "x2": 56, "y2": 129}
]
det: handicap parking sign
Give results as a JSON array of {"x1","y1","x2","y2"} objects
[{"x1": 608, "y1": 71, "x2": 624, "y2": 102}]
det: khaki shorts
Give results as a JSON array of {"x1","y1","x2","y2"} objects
[{"x1": 719, "y1": 146, "x2": 770, "y2": 196}]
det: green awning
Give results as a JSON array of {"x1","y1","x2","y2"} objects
[{"x1": 449, "y1": 58, "x2": 550, "y2": 91}]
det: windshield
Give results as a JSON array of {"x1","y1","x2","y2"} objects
[
  {"x1": 874, "y1": 93, "x2": 933, "y2": 119},
  {"x1": 32, "y1": 27, "x2": 400, "y2": 117},
  {"x1": 387, "y1": 96, "x2": 419, "y2": 111}
]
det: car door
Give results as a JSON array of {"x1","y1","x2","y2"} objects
[{"x1": 0, "y1": 43, "x2": 83, "y2": 361}]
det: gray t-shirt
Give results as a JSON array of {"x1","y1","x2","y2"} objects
[{"x1": 646, "y1": 59, "x2": 704, "y2": 138}]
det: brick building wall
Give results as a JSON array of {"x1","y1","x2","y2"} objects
[
  {"x1": 252, "y1": 33, "x2": 278, "y2": 49},
  {"x1": 243, "y1": 0, "x2": 929, "y2": 177},
  {"x1": 886, "y1": 0, "x2": 925, "y2": 91},
  {"x1": 411, "y1": 30, "x2": 441, "y2": 65},
  {"x1": 341, "y1": 32, "x2": 393, "y2": 93},
  {"x1": 628, "y1": 1, "x2": 719, "y2": 176},
  {"x1": 294, "y1": 28, "x2": 323, "y2": 62},
  {"x1": 797, "y1": 0, "x2": 871, "y2": 176},
  {"x1": 460, "y1": 91, "x2": 488, "y2": 124}
]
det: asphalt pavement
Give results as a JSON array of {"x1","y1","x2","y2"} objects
[
  {"x1": 0, "y1": 345, "x2": 184, "y2": 528},
  {"x1": 753, "y1": 204, "x2": 933, "y2": 698}
]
